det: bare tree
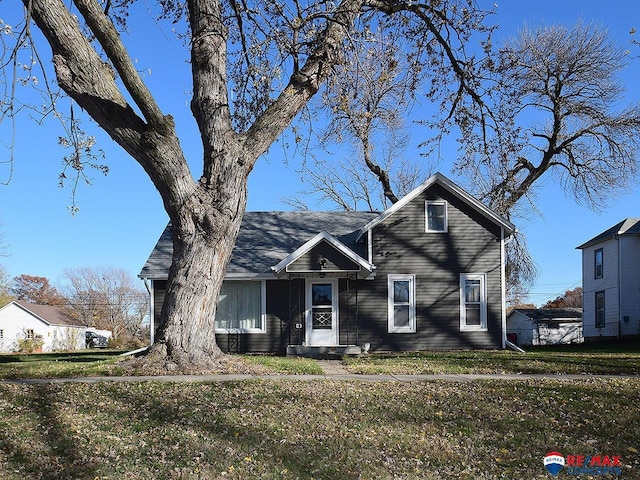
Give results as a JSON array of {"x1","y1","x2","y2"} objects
[
  {"x1": 0, "y1": 265, "x2": 13, "y2": 308},
  {"x1": 61, "y1": 267, "x2": 148, "y2": 341},
  {"x1": 5, "y1": 0, "x2": 494, "y2": 370},
  {"x1": 456, "y1": 22, "x2": 640, "y2": 216},
  {"x1": 286, "y1": 27, "x2": 439, "y2": 211},
  {"x1": 448, "y1": 22, "x2": 640, "y2": 292}
]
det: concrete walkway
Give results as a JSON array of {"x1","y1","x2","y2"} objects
[
  {"x1": 314, "y1": 359, "x2": 351, "y2": 375},
  {"x1": 2, "y1": 372, "x2": 638, "y2": 385}
]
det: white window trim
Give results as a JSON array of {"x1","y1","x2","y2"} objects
[
  {"x1": 215, "y1": 280, "x2": 267, "y2": 334},
  {"x1": 425, "y1": 200, "x2": 448, "y2": 233},
  {"x1": 460, "y1": 273, "x2": 487, "y2": 331},
  {"x1": 388, "y1": 274, "x2": 416, "y2": 333}
]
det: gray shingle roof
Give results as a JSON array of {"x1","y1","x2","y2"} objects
[
  {"x1": 577, "y1": 218, "x2": 640, "y2": 249},
  {"x1": 139, "y1": 211, "x2": 380, "y2": 279}
]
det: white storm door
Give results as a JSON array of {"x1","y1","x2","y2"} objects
[{"x1": 306, "y1": 279, "x2": 339, "y2": 346}]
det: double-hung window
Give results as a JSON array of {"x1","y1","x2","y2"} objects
[
  {"x1": 595, "y1": 291, "x2": 605, "y2": 328},
  {"x1": 460, "y1": 273, "x2": 487, "y2": 331},
  {"x1": 215, "y1": 281, "x2": 266, "y2": 333},
  {"x1": 425, "y1": 201, "x2": 447, "y2": 233},
  {"x1": 388, "y1": 275, "x2": 416, "y2": 333},
  {"x1": 594, "y1": 248, "x2": 603, "y2": 279}
]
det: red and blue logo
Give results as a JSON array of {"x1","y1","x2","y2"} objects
[
  {"x1": 543, "y1": 451, "x2": 623, "y2": 476},
  {"x1": 544, "y1": 452, "x2": 565, "y2": 476}
]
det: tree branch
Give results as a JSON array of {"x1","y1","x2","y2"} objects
[
  {"x1": 242, "y1": 0, "x2": 364, "y2": 158},
  {"x1": 73, "y1": 0, "x2": 165, "y2": 126},
  {"x1": 25, "y1": 0, "x2": 196, "y2": 219}
]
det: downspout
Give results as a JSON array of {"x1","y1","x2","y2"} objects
[
  {"x1": 617, "y1": 235, "x2": 623, "y2": 339},
  {"x1": 501, "y1": 228, "x2": 509, "y2": 349},
  {"x1": 142, "y1": 278, "x2": 154, "y2": 346},
  {"x1": 506, "y1": 339, "x2": 526, "y2": 353}
]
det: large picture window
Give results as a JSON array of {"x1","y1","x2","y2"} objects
[
  {"x1": 425, "y1": 201, "x2": 448, "y2": 233},
  {"x1": 595, "y1": 291, "x2": 605, "y2": 328},
  {"x1": 388, "y1": 275, "x2": 416, "y2": 333},
  {"x1": 215, "y1": 281, "x2": 266, "y2": 332},
  {"x1": 460, "y1": 273, "x2": 487, "y2": 331}
]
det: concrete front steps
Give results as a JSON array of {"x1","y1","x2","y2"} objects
[{"x1": 286, "y1": 345, "x2": 363, "y2": 359}]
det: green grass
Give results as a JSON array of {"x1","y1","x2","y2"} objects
[
  {"x1": 0, "y1": 378, "x2": 638, "y2": 479},
  {"x1": 242, "y1": 355, "x2": 324, "y2": 375},
  {"x1": 0, "y1": 351, "x2": 127, "y2": 380},
  {"x1": 2, "y1": 345, "x2": 640, "y2": 380},
  {"x1": 343, "y1": 345, "x2": 640, "y2": 375},
  {"x1": 0, "y1": 351, "x2": 323, "y2": 379}
]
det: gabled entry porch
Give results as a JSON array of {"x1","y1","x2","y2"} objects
[{"x1": 270, "y1": 231, "x2": 375, "y2": 357}]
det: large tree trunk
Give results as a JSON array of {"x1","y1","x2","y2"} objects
[{"x1": 151, "y1": 176, "x2": 249, "y2": 370}]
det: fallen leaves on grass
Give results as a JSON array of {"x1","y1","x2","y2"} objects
[{"x1": 0, "y1": 378, "x2": 638, "y2": 479}]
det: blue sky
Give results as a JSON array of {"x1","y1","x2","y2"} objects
[{"x1": 0, "y1": 0, "x2": 639, "y2": 306}]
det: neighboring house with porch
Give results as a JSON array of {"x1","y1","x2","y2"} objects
[
  {"x1": 139, "y1": 173, "x2": 515, "y2": 355},
  {"x1": 577, "y1": 218, "x2": 640, "y2": 342},
  {"x1": 0, "y1": 300, "x2": 87, "y2": 352},
  {"x1": 506, "y1": 308, "x2": 583, "y2": 346}
]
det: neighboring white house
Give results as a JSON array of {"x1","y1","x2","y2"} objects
[
  {"x1": 577, "y1": 218, "x2": 640, "y2": 342},
  {"x1": 0, "y1": 301, "x2": 87, "y2": 352},
  {"x1": 506, "y1": 308, "x2": 583, "y2": 346}
]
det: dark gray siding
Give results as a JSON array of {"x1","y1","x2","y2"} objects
[
  {"x1": 357, "y1": 184, "x2": 504, "y2": 350},
  {"x1": 338, "y1": 278, "x2": 361, "y2": 345},
  {"x1": 288, "y1": 241, "x2": 361, "y2": 272},
  {"x1": 151, "y1": 279, "x2": 289, "y2": 353}
]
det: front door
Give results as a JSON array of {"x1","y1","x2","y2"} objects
[{"x1": 306, "y1": 279, "x2": 339, "y2": 346}]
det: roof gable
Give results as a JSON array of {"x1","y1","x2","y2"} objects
[
  {"x1": 355, "y1": 172, "x2": 515, "y2": 242},
  {"x1": 577, "y1": 218, "x2": 640, "y2": 249},
  {"x1": 271, "y1": 231, "x2": 375, "y2": 279},
  {"x1": 7, "y1": 301, "x2": 86, "y2": 327}
]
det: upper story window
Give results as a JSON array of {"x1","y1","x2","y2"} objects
[
  {"x1": 425, "y1": 201, "x2": 448, "y2": 233},
  {"x1": 594, "y1": 248, "x2": 603, "y2": 279}
]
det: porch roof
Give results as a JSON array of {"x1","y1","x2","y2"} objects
[{"x1": 271, "y1": 231, "x2": 375, "y2": 279}]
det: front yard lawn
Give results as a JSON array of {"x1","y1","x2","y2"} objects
[
  {"x1": 1, "y1": 378, "x2": 638, "y2": 479},
  {"x1": 1, "y1": 344, "x2": 640, "y2": 379},
  {"x1": 343, "y1": 344, "x2": 640, "y2": 375},
  {"x1": 0, "y1": 351, "x2": 127, "y2": 380}
]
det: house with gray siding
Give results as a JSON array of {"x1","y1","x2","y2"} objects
[
  {"x1": 577, "y1": 218, "x2": 640, "y2": 342},
  {"x1": 140, "y1": 173, "x2": 515, "y2": 354}
]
